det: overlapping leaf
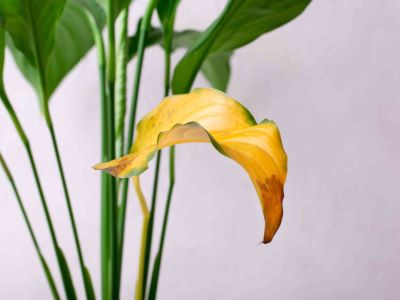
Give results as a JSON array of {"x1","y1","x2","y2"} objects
[
  {"x1": 1, "y1": 0, "x2": 105, "y2": 103},
  {"x1": 128, "y1": 27, "x2": 233, "y2": 92},
  {"x1": 95, "y1": 88, "x2": 288, "y2": 243},
  {"x1": 157, "y1": 0, "x2": 180, "y2": 34},
  {"x1": 172, "y1": 0, "x2": 312, "y2": 94}
]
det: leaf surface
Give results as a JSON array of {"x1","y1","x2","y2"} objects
[
  {"x1": 1, "y1": 0, "x2": 105, "y2": 100},
  {"x1": 172, "y1": 0, "x2": 311, "y2": 93},
  {"x1": 95, "y1": 88, "x2": 287, "y2": 243},
  {"x1": 128, "y1": 28, "x2": 233, "y2": 91}
]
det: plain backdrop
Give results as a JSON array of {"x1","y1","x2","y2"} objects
[{"x1": 1, "y1": 1, "x2": 399, "y2": 299}]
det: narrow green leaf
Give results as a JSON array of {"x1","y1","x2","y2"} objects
[
  {"x1": 56, "y1": 246, "x2": 78, "y2": 300},
  {"x1": 172, "y1": 0, "x2": 312, "y2": 94}
]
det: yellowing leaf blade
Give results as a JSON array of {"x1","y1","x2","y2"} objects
[{"x1": 95, "y1": 88, "x2": 287, "y2": 243}]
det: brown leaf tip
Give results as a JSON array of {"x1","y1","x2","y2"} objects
[{"x1": 256, "y1": 175, "x2": 284, "y2": 244}]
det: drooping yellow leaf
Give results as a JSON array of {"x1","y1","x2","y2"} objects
[{"x1": 95, "y1": 88, "x2": 287, "y2": 243}]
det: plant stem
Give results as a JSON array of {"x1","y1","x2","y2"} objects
[
  {"x1": 26, "y1": 3, "x2": 83, "y2": 294},
  {"x1": 147, "y1": 13, "x2": 176, "y2": 300},
  {"x1": 84, "y1": 10, "x2": 109, "y2": 300},
  {"x1": 0, "y1": 88, "x2": 76, "y2": 300},
  {"x1": 106, "y1": 1, "x2": 119, "y2": 298},
  {"x1": 0, "y1": 152, "x2": 61, "y2": 300},
  {"x1": 115, "y1": 8, "x2": 129, "y2": 294},
  {"x1": 115, "y1": 8, "x2": 129, "y2": 160},
  {"x1": 142, "y1": 150, "x2": 162, "y2": 300},
  {"x1": 148, "y1": 146, "x2": 175, "y2": 300},
  {"x1": 132, "y1": 177, "x2": 150, "y2": 300},
  {"x1": 43, "y1": 101, "x2": 95, "y2": 300},
  {"x1": 117, "y1": 0, "x2": 158, "y2": 291}
]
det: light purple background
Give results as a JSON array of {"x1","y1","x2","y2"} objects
[{"x1": 1, "y1": 1, "x2": 399, "y2": 299}]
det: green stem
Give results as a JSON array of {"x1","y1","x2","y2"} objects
[
  {"x1": 142, "y1": 150, "x2": 162, "y2": 300},
  {"x1": 0, "y1": 152, "x2": 61, "y2": 300},
  {"x1": 106, "y1": 1, "x2": 118, "y2": 298},
  {"x1": 147, "y1": 14, "x2": 176, "y2": 300},
  {"x1": 25, "y1": 1, "x2": 80, "y2": 294},
  {"x1": 85, "y1": 11, "x2": 109, "y2": 300},
  {"x1": 148, "y1": 147, "x2": 175, "y2": 300},
  {"x1": 117, "y1": 0, "x2": 158, "y2": 293},
  {"x1": 0, "y1": 88, "x2": 76, "y2": 300},
  {"x1": 43, "y1": 102, "x2": 94, "y2": 300},
  {"x1": 115, "y1": 8, "x2": 129, "y2": 160},
  {"x1": 115, "y1": 8, "x2": 129, "y2": 293}
]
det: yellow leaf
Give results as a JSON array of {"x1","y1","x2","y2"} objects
[{"x1": 95, "y1": 88, "x2": 287, "y2": 243}]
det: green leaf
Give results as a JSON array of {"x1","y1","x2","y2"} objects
[
  {"x1": 96, "y1": 0, "x2": 131, "y2": 21},
  {"x1": 74, "y1": 0, "x2": 106, "y2": 28},
  {"x1": 0, "y1": 0, "x2": 65, "y2": 105},
  {"x1": 127, "y1": 28, "x2": 232, "y2": 91},
  {"x1": 157, "y1": 0, "x2": 180, "y2": 33},
  {"x1": 171, "y1": 30, "x2": 233, "y2": 92},
  {"x1": 172, "y1": 0, "x2": 312, "y2": 94},
  {"x1": 46, "y1": 0, "x2": 105, "y2": 96},
  {"x1": 56, "y1": 246, "x2": 78, "y2": 300},
  {"x1": 0, "y1": 0, "x2": 66, "y2": 74},
  {"x1": 2, "y1": 0, "x2": 105, "y2": 102},
  {"x1": 201, "y1": 51, "x2": 232, "y2": 92},
  {"x1": 170, "y1": 30, "x2": 200, "y2": 50}
]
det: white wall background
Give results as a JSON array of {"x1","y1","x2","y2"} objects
[{"x1": 1, "y1": 0, "x2": 399, "y2": 299}]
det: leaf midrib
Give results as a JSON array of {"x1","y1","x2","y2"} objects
[
  {"x1": 24, "y1": 0, "x2": 48, "y2": 99},
  {"x1": 178, "y1": 0, "x2": 243, "y2": 93}
]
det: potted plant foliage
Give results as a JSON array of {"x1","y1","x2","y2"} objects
[{"x1": 0, "y1": 0, "x2": 311, "y2": 299}]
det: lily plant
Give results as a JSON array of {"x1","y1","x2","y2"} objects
[{"x1": 0, "y1": 0, "x2": 311, "y2": 299}]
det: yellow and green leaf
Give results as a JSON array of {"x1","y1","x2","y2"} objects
[{"x1": 95, "y1": 88, "x2": 287, "y2": 243}]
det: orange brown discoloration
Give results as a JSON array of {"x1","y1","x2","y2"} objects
[
  {"x1": 256, "y1": 175, "x2": 284, "y2": 244},
  {"x1": 95, "y1": 153, "x2": 138, "y2": 177}
]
